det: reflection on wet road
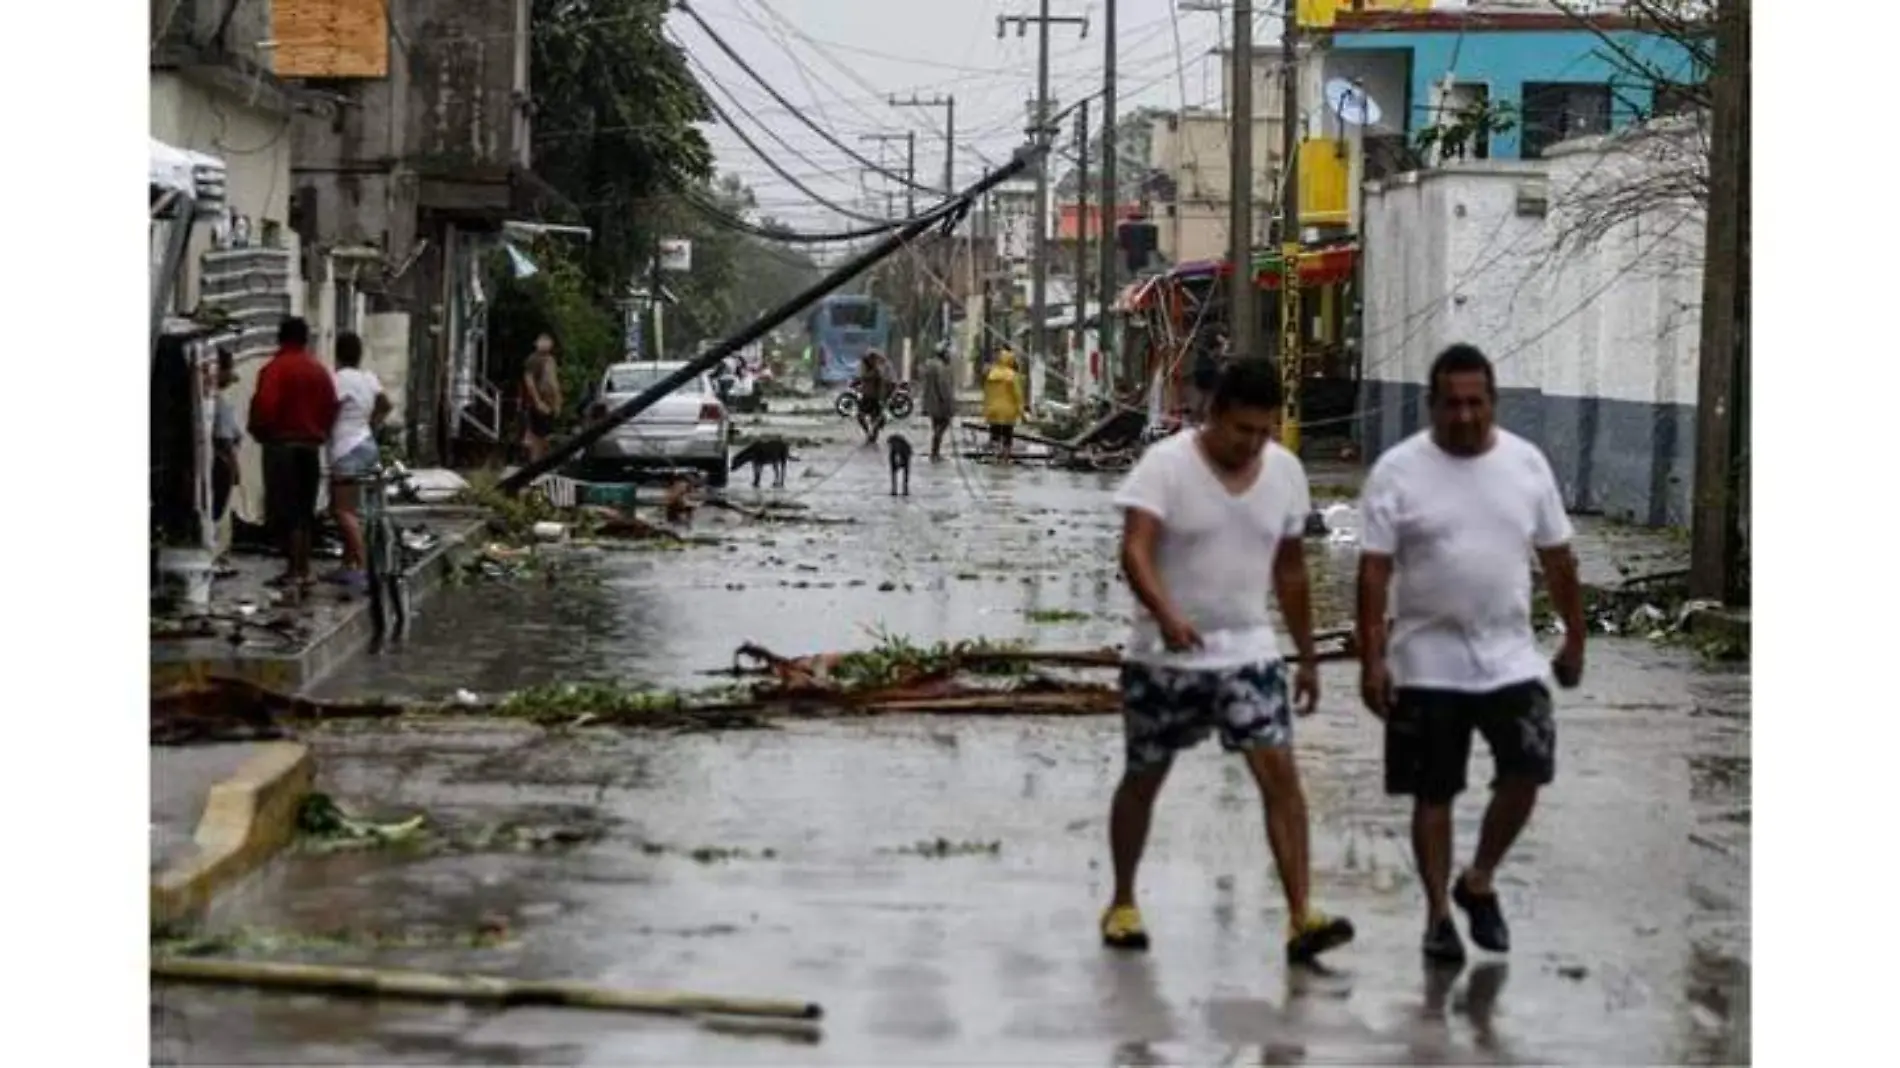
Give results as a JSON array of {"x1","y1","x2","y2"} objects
[{"x1": 162, "y1": 414, "x2": 1749, "y2": 1065}]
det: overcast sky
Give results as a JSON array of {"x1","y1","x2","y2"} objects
[{"x1": 668, "y1": 1, "x2": 1282, "y2": 234}]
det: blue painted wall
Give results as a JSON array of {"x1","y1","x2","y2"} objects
[{"x1": 1331, "y1": 30, "x2": 1702, "y2": 159}]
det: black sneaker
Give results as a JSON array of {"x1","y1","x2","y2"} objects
[
  {"x1": 1423, "y1": 917, "x2": 1467, "y2": 964},
  {"x1": 1453, "y1": 876, "x2": 1511, "y2": 953},
  {"x1": 1286, "y1": 912, "x2": 1356, "y2": 964}
]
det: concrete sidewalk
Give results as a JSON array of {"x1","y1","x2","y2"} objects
[{"x1": 151, "y1": 507, "x2": 487, "y2": 694}]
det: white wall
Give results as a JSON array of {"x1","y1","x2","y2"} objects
[
  {"x1": 1359, "y1": 120, "x2": 1709, "y2": 523},
  {"x1": 153, "y1": 69, "x2": 304, "y2": 526},
  {"x1": 1360, "y1": 150, "x2": 1697, "y2": 404}
]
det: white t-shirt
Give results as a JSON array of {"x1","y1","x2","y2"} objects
[
  {"x1": 1359, "y1": 430, "x2": 1575, "y2": 692},
  {"x1": 1113, "y1": 431, "x2": 1312, "y2": 670},
  {"x1": 330, "y1": 367, "x2": 383, "y2": 461}
]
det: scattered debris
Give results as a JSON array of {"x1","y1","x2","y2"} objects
[
  {"x1": 1024, "y1": 608, "x2": 1091, "y2": 625},
  {"x1": 1557, "y1": 964, "x2": 1590, "y2": 981},
  {"x1": 150, "y1": 957, "x2": 824, "y2": 1020},
  {"x1": 296, "y1": 793, "x2": 427, "y2": 853},
  {"x1": 888, "y1": 838, "x2": 1002, "y2": 858}
]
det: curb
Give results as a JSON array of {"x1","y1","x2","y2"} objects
[{"x1": 151, "y1": 742, "x2": 315, "y2": 928}]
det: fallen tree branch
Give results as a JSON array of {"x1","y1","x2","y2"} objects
[{"x1": 151, "y1": 957, "x2": 822, "y2": 1020}]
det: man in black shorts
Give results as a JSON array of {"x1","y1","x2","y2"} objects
[
  {"x1": 1355, "y1": 344, "x2": 1586, "y2": 963},
  {"x1": 856, "y1": 350, "x2": 889, "y2": 444},
  {"x1": 248, "y1": 318, "x2": 338, "y2": 593}
]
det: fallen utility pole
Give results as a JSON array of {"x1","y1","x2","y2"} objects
[{"x1": 498, "y1": 150, "x2": 1038, "y2": 495}]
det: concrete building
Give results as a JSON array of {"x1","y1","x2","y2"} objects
[
  {"x1": 150, "y1": 1, "x2": 307, "y2": 524},
  {"x1": 1358, "y1": 116, "x2": 1707, "y2": 526},
  {"x1": 285, "y1": 0, "x2": 541, "y2": 464},
  {"x1": 1145, "y1": 51, "x2": 1289, "y2": 266}
]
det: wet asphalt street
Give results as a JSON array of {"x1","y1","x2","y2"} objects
[{"x1": 154, "y1": 410, "x2": 1750, "y2": 1065}]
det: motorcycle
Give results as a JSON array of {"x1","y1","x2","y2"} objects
[{"x1": 834, "y1": 377, "x2": 914, "y2": 421}]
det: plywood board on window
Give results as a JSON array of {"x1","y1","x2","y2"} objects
[{"x1": 273, "y1": 0, "x2": 390, "y2": 79}]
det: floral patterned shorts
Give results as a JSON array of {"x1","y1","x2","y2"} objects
[{"x1": 1119, "y1": 660, "x2": 1293, "y2": 771}]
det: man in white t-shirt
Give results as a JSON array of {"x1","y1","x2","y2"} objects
[
  {"x1": 1356, "y1": 343, "x2": 1586, "y2": 965},
  {"x1": 1103, "y1": 358, "x2": 1355, "y2": 965}
]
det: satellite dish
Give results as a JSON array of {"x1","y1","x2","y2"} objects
[{"x1": 1324, "y1": 78, "x2": 1382, "y2": 128}]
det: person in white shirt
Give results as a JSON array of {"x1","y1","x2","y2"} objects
[
  {"x1": 1103, "y1": 358, "x2": 1355, "y2": 965},
  {"x1": 327, "y1": 332, "x2": 392, "y2": 590},
  {"x1": 1355, "y1": 343, "x2": 1586, "y2": 965}
]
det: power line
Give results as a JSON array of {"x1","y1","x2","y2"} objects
[{"x1": 676, "y1": 1, "x2": 938, "y2": 197}]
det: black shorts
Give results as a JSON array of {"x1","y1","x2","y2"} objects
[
  {"x1": 262, "y1": 443, "x2": 322, "y2": 543},
  {"x1": 1384, "y1": 680, "x2": 1556, "y2": 803},
  {"x1": 988, "y1": 423, "x2": 1014, "y2": 447},
  {"x1": 859, "y1": 398, "x2": 884, "y2": 420},
  {"x1": 526, "y1": 410, "x2": 556, "y2": 438}
]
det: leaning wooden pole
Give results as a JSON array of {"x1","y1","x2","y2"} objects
[
  {"x1": 152, "y1": 957, "x2": 822, "y2": 1020},
  {"x1": 497, "y1": 148, "x2": 1040, "y2": 495}
]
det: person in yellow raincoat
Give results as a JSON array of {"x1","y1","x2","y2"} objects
[{"x1": 982, "y1": 348, "x2": 1026, "y2": 464}]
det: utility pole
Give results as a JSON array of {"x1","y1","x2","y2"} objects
[
  {"x1": 1098, "y1": 0, "x2": 1119, "y2": 395},
  {"x1": 1279, "y1": 0, "x2": 1304, "y2": 453},
  {"x1": 890, "y1": 92, "x2": 957, "y2": 355},
  {"x1": 1230, "y1": 1, "x2": 1257, "y2": 370},
  {"x1": 1690, "y1": 0, "x2": 1749, "y2": 604},
  {"x1": 861, "y1": 133, "x2": 919, "y2": 355},
  {"x1": 889, "y1": 93, "x2": 956, "y2": 195},
  {"x1": 1075, "y1": 98, "x2": 1090, "y2": 401},
  {"x1": 1000, "y1": 5, "x2": 1089, "y2": 412}
]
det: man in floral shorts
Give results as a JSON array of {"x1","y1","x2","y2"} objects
[{"x1": 1101, "y1": 358, "x2": 1354, "y2": 965}]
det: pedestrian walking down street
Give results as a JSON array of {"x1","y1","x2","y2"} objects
[
  {"x1": 1355, "y1": 343, "x2": 1587, "y2": 965},
  {"x1": 920, "y1": 340, "x2": 957, "y2": 461},
  {"x1": 857, "y1": 350, "x2": 890, "y2": 444},
  {"x1": 981, "y1": 349, "x2": 1024, "y2": 464},
  {"x1": 325, "y1": 332, "x2": 392, "y2": 592},
  {"x1": 521, "y1": 333, "x2": 562, "y2": 463},
  {"x1": 247, "y1": 317, "x2": 337, "y2": 596},
  {"x1": 210, "y1": 348, "x2": 242, "y2": 529},
  {"x1": 1102, "y1": 358, "x2": 1355, "y2": 965}
]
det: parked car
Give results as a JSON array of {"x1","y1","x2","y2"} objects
[{"x1": 581, "y1": 361, "x2": 731, "y2": 487}]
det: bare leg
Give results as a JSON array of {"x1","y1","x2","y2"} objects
[
  {"x1": 1109, "y1": 764, "x2": 1172, "y2": 907},
  {"x1": 1465, "y1": 779, "x2": 1539, "y2": 893},
  {"x1": 1241, "y1": 747, "x2": 1312, "y2": 923},
  {"x1": 332, "y1": 480, "x2": 364, "y2": 571},
  {"x1": 1413, "y1": 801, "x2": 1456, "y2": 923}
]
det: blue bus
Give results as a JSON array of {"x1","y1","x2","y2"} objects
[{"x1": 807, "y1": 295, "x2": 893, "y2": 387}]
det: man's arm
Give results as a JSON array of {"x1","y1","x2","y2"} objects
[
  {"x1": 1539, "y1": 543, "x2": 1586, "y2": 645},
  {"x1": 247, "y1": 364, "x2": 276, "y2": 443},
  {"x1": 1121, "y1": 509, "x2": 1190, "y2": 638},
  {"x1": 1356, "y1": 553, "x2": 1394, "y2": 665},
  {"x1": 371, "y1": 392, "x2": 393, "y2": 429},
  {"x1": 1272, "y1": 537, "x2": 1317, "y2": 665}
]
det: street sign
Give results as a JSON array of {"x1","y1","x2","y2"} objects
[{"x1": 659, "y1": 239, "x2": 692, "y2": 272}]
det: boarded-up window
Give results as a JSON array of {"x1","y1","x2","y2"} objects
[{"x1": 273, "y1": 0, "x2": 390, "y2": 79}]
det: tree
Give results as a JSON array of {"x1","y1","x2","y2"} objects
[
  {"x1": 526, "y1": 0, "x2": 715, "y2": 294},
  {"x1": 1544, "y1": 0, "x2": 1718, "y2": 254}
]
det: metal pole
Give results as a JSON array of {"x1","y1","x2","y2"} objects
[
  {"x1": 1280, "y1": 1, "x2": 1304, "y2": 453},
  {"x1": 1098, "y1": 0, "x2": 1119, "y2": 393},
  {"x1": 905, "y1": 132, "x2": 917, "y2": 218},
  {"x1": 1076, "y1": 98, "x2": 1090, "y2": 401},
  {"x1": 1230, "y1": 1, "x2": 1257, "y2": 366},
  {"x1": 498, "y1": 151, "x2": 1037, "y2": 494},
  {"x1": 1032, "y1": 0, "x2": 1052, "y2": 412},
  {"x1": 1690, "y1": 0, "x2": 1748, "y2": 602}
]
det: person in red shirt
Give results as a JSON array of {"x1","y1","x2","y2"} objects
[{"x1": 248, "y1": 318, "x2": 339, "y2": 593}]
